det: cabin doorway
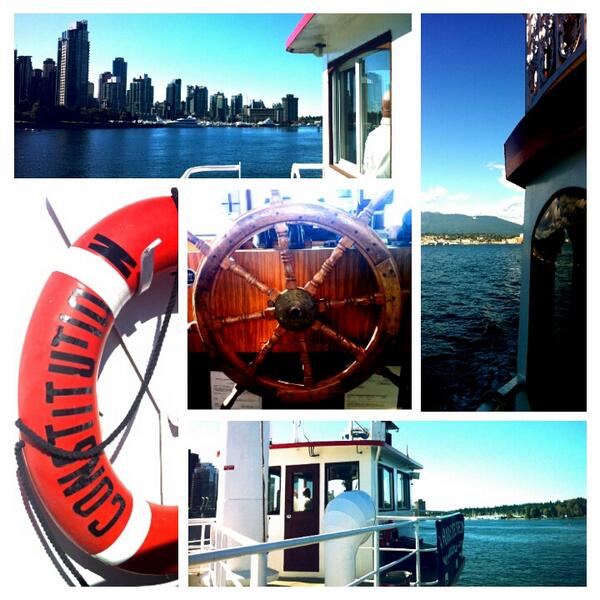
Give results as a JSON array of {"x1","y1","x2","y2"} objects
[{"x1": 283, "y1": 463, "x2": 320, "y2": 572}]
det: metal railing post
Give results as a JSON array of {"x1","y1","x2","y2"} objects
[
  {"x1": 414, "y1": 519, "x2": 422, "y2": 586},
  {"x1": 373, "y1": 530, "x2": 380, "y2": 587},
  {"x1": 250, "y1": 552, "x2": 267, "y2": 586}
]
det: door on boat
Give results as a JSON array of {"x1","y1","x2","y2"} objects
[{"x1": 284, "y1": 463, "x2": 320, "y2": 572}]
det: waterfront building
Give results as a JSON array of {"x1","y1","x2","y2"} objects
[
  {"x1": 42, "y1": 58, "x2": 57, "y2": 107},
  {"x1": 14, "y1": 55, "x2": 32, "y2": 105},
  {"x1": 165, "y1": 78, "x2": 182, "y2": 119},
  {"x1": 230, "y1": 93, "x2": 244, "y2": 121},
  {"x1": 186, "y1": 85, "x2": 209, "y2": 117},
  {"x1": 189, "y1": 451, "x2": 199, "y2": 510},
  {"x1": 97, "y1": 71, "x2": 112, "y2": 106},
  {"x1": 102, "y1": 77, "x2": 125, "y2": 112},
  {"x1": 56, "y1": 20, "x2": 90, "y2": 110},
  {"x1": 210, "y1": 92, "x2": 228, "y2": 122},
  {"x1": 282, "y1": 93, "x2": 299, "y2": 123},
  {"x1": 127, "y1": 74, "x2": 154, "y2": 119},
  {"x1": 112, "y1": 57, "x2": 127, "y2": 108},
  {"x1": 29, "y1": 68, "x2": 44, "y2": 104}
]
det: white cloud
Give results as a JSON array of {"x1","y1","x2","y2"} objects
[{"x1": 487, "y1": 161, "x2": 524, "y2": 193}]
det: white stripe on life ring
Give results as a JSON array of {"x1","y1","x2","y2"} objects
[
  {"x1": 55, "y1": 246, "x2": 134, "y2": 317},
  {"x1": 92, "y1": 497, "x2": 152, "y2": 566}
]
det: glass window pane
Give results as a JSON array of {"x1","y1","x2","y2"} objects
[
  {"x1": 326, "y1": 462, "x2": 359, "y2": 505},
  {"x1": 361, "y1": 49, "x2": 391, "y2": 177},
  {"x1": 268, "y1": 466, "x2": 281, "y2": 515},
  {"x1": 293, "y1": 472, "x2": 315, "y2": 512},
  {"x1": 397, "y1": 471, "x2": 410, "y2": 510},
  {"x1": 378, "y1": 465, "x2": 393, "y2": 510}
]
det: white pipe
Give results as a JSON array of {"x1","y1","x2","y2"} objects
[{"x1": 323, "y1": 491, "x2": 376, "y2": 586}]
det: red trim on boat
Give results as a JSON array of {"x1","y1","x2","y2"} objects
[
  {"x1": 270, "y1": 440, "x2": 385, "y2": 450},
  {"x1": 286, "y1": 14, "x2": 316, "y2": 51}
]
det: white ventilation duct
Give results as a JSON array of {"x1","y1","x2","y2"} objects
[{"x1": 322, "y1": 491, "x2": 376, "y2": 586}]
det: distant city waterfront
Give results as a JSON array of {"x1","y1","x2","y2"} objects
[{"x1": 14, "y1": 125, "x2": 322, "y2": 178}]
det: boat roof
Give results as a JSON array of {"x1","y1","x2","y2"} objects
[
  {"x1": 286, "y1": 14, "x2": 361, "y2": 54},
  {"x1": 270, "y1": 440, "x2": 423, "y2": 470}
]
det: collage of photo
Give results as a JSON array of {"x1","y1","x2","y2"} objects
[{"x1": 6, "y1": 6, "x2": 591, "y2": 592}]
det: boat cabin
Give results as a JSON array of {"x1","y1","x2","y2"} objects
[
  {"x1": 286, "y1": 13, "x2": 415, "y2": 179},
  {"x1": 266, "y1": 421, "x2": 422, "y2": 579}
]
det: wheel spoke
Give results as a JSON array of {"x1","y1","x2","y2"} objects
[
  {"x1": 318, "y1": 293, "x2": 385, "y2": 311},
  {"x1": 274, "y1": 222, "x2": 298, "y2": 290},
  {"x1": 296, "y1": 333, "x2": 314, "y2": 387},
  {"x1": 312, "y1": 320, "x2": 365, "y2": 359},
  {"x1": 304, "y1": 236, "x2": 354, "y2": 296},
  {"x1": 213, "y1": 307, "x2": 275, "y2": 329},
  {"x1": 248, "y1": 324, "x2": 285, "y2": 375},
  {"x1": 188, "y1": 231, "x2": 280, "y2": 302}
]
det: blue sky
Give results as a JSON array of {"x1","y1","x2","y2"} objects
[
  {"x1": 422, "y1": 14, "x2": 526, "y2": 223},
  {"x1": 190, "y1": 420, "x2": 586, "y2": 511},
  {"x1": 14, "y1": 13, "x2": 322, "y2": 115}
]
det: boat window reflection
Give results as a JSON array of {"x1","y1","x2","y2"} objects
[
  {"x1": 325, "y1": 461, "x2": 359, "y2": 505},
  {"x1": 268, "y1": 466, "x2": 281, "y2": 515},
  {"x1": 293, "y1": 472, "x2": 315, "y2": 512},
  {"x1": 377, "y1": 464, "x2": 394, "y2": 510}
]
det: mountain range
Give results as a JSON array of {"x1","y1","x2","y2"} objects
[{"x1": 421, "y1": 212, "x2": 522, "y2": 236}]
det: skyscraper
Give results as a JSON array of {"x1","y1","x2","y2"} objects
[
  {"x1": 56, "y1": 20, "x2": 90, "y2": 110},
  {"x1": 14, "y1": 55, "x2": 32, "y2": 105},
  {"x1": 230, "y1": 93, "x2": 244, "y2": 121},
  {"x1": 112, "y1": 57, "x2": 127, "y2": 109},
  {"x1": 282, "y1": 94, "x2": 299, "y2": 123},
  {"x1": 98, "y1": 71, "x2": 112, "y2": 107},
  {"x1": 127, "y1": 74, "x2": 154, "y2": 119},
  {"x1": 165, "y1": 78, "x2": 182, "y2": 119},
  {"x1": 210, "y1": 92, "x2": 228, "y2": 122},
  {"x1": 42, "y1": 58, "x2": 57, "y2": 107}
]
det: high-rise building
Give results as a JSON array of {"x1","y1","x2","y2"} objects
[
  {"x1": 112, "y1": 57, "x2": 127, "y2": 108},
  {"x1": 29, "y1": 69, "x2": 44, "y2": 104},
  {"x1": 127, "y1": 74, "x2": 154, "y2": 119},
  {"x1": 210, "y1": 92, "x2": 228, "y2": 122},
  {"x1": 197, "y1": 86, "x2": 209, "y2": 118},
  {"x1": 230, "y1": 93, "x2": 244, "y2": 121},
  {"x1": 190, "y1": 461, "x2": 219, "y2": 518},
  {"x1": 97, "y1": 71, "x2": 112, "y2": 106},
  {"x1": 165, "y1": 78, "x2": 182, "y2": 119},
  {"x1": 282, "y1": 93, "x2": 299, "y2": 123},
  {"x1": 185, "y1": 85, "x2": 210, "y2": 117},
  {"x1": 42, "y1": 58, "x2": 57, "y2": 107},
  {"x1": 188, "y1": 451, "x2": 199, "y2": 509},
  {"x1": 102, "y1": 77, "x2": 124, "y2": 112},
  {"x1": 56, "y1": 20, "x2": 90, "y2": 110},
  {"x1": 14, "y1": 55, "x2": 33, "y2": 105}
]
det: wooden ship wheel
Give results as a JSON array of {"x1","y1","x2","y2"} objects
[{"x1": 189, "y1": 193, "x2": 404, "y2": 406}]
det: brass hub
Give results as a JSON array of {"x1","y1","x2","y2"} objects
[{"x1": 274, "y1": 288, "x2": 318, "y2": 331}]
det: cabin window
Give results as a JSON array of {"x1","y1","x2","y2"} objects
[
  {"x1": 396, "y1": 471, "x2": 411, "y2": 510},
  {"x1": 377, "y1": 464, "x2": 394, "y2": 511},
  {"x1": 527, "y1": 188, "x2": 586, "y2": 409},
  {"x1": 330, "y1": 33, "x2": 391, "y2": 178},
  {"x1": 325, "y1": 461, "x2": 359, "y2": 505},
  {"x1": 292, "y1": 471, "x2": 315, "y2": 512},
  {"x1": 268, "y1": 466, "x2": 281, "y2": 515}
]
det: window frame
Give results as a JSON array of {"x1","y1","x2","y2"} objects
[
  {"x1": 396, "y1": 470, "x2": 411, "y2": 511},
  {"x1": 324, "y1": 460, "x2": 360, "y2": 506},
  {"x1": 267, "y1": 466, "x2": 281, "y2": 515},
  {"x1": 377, "y1": 463, "x2": 395, "y2": 512},
  {"x1": 328, "y1": 31, "x2": 392, "y2": 177}
]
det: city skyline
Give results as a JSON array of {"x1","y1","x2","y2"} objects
[
  {"x1": 189, "y1": 420, "x2": 586, "y2": 512},
  {"x1": 422, "y1": 14, "x2": 525, "y2": 224},
  {"x1": 14, "y1": 13, "x2": 322, "y2": 115}
]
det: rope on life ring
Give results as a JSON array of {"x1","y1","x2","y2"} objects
[{"x1": 16, "y1": 195, "x2": 179, "y2": 576}]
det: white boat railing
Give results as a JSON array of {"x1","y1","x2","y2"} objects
[
  {"x1": 181, "y1": 163, "x2": 241, "y2": 178},
  {"x1": 189, "y1": 514, "x2": 458, "y2": 587},
  {"x1": 290, "y1": 162, "x2": 324, "y2": 178}
]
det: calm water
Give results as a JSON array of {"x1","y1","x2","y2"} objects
[
  {"x1": 15, "y1": 126, "x2": 322, "y2": 178},
  {"x1": 422, "y1": 518, "x2": 586, "y2": 586},
  {"x1": 421, "y1": 244, "x2": 521, "y2": 410}
]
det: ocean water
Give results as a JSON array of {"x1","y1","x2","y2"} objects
[
  {"x1": 421, "y1": 518, "x2": 586, "y2": 586},
  {"x1": 421, "y1": 244, "x2": 521, "y2": 410},
  {"x1": 14, "y1": 126, "x2": 322, "y2": 178}
]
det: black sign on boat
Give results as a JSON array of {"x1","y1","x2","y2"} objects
[{"x1": 436, "y1": 513, "x2": 465, "y2": 585}]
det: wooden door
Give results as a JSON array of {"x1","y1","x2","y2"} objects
[{"x1": 284, "y1": 463, "x2": 320, "y2": 572}]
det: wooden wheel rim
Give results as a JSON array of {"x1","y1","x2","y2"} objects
[{"x1": 193, "y1": 202, "x2": 402, "y2": 403}]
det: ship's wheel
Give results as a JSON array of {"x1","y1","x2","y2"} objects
[{"x1": 190, "y1": 194, "x2": 403, "y2": 406}]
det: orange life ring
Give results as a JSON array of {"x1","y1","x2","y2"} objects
[{"x1": 17, "y1": 196, "x2": 178, "y2": 575}]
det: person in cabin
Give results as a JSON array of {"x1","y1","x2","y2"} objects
[{"x1": 363, "y1": 90, "x2": 391, "y2": 178}]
